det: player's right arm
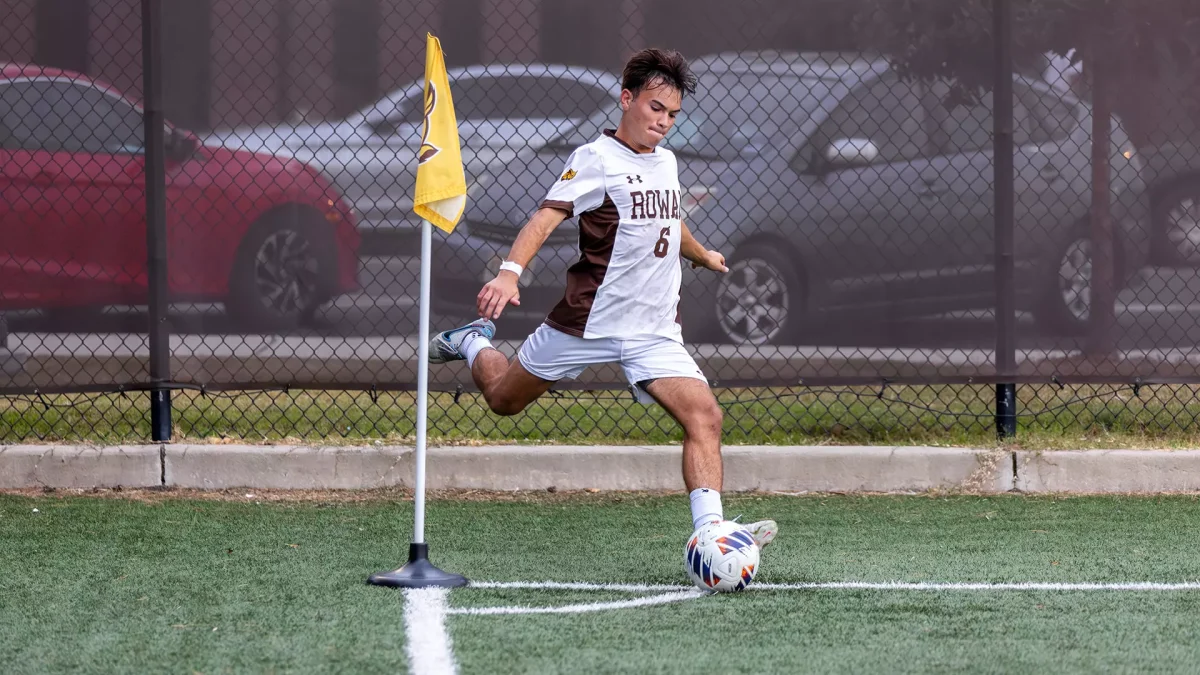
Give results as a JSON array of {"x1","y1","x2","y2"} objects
[
  {"x1": 477, "y1": 206, "x2": 568, "y2": 320},
  {"x1": 477, "y1": 145, "x2": 606, "y2": 320}
]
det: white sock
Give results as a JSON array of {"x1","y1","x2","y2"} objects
[
  {"x1": 461, "y1": 332, "x2": 494, "y2": 368},
  {"x1": 689, "y1": 488, "x2": 723, "y2": 530}
]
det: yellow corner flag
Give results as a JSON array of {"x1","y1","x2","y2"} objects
[{"x1": 413, "y1": 33, "x2": 467, "y2": 232}]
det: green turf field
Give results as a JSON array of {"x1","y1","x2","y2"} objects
[{"x1": 5, "y1": 491, "x2": 1200, "y2": 673}]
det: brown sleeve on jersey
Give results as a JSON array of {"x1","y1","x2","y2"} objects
[
  {"x1": 546, "y1": 194, "x2": 619, "y2": 337},
  {"x1": 540, "y1": 200, "x2": 574, "y2": 218}
]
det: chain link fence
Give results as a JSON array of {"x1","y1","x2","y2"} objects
[{"x1": 0, "y1": 0, "x2": 1198, "y2": 441}]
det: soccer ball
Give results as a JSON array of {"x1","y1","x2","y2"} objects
[{"x1": 684, "y1": 520, "x2": 760, "y2": 592}]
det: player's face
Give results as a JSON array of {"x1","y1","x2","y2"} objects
[{"x1": 619, "y1": 80, "x2": 682, "y2": 151}]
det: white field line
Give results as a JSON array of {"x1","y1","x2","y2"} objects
[
  {"x1": 470, "y1": 581, "x2": 686, "y2": 593},
  {"x1": 470, "y1": 580, "x2": 1200, "y2": 593},
  {"x1": 752, "y1": 581, "x2": 1200, "y2": 592},
  {"x1": 448, "y1": 590, "x2": 705, "y2": 616},
  {"x1": 414, "y1": 580, "x2": 1200, "y2": 647},
  {"x1": 403, "y1": 588, "x2": 458, "y2": 675}
]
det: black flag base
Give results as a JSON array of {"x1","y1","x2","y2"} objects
[{"x1": 368, "y1": 543, "x2": 469, "y2": 589}]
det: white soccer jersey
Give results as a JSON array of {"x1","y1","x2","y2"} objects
[{"x1": 540, "y1": 129, "x2": 684, "y2": 342}]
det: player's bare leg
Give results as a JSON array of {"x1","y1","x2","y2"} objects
[
  {"x1": 470, "y1": 349, "x2": 555, "y2": 416},
  {"x1": 646, "y1": 376, "x2": 777, "y2": 546},
  {"x1": 429, "y1": 318, "x2": 554, "y2": 416},
  {"x1": 644, "y1": 377, "x2": 724, "y2": 492}
]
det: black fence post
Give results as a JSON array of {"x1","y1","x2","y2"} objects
[
  {"x1": 993, "y1": 0, "x2": 1017, "y2": 439},
  {"x1": 142, "y1": 0, "x2": 172, "y2": 442}
]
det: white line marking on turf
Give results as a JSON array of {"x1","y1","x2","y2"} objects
[
  {"x1": 471, "y1": 581, "x2": 685, "y2": 593},
  {"x1": 448, "y1": 590, "x2": 705, "y2": 616},
  {"x1": 752, "y1": 581, "x2": 1200, "y2": 591},
  {"x1": 431, "y1": 580, "x2": 1200, "y2": 625},
  {"x1": 403, "y1": 588, "x2": 458, "y2": 675},
  {"x1": 471, "y1": 580, "x2": 1200, "y2": 593}
]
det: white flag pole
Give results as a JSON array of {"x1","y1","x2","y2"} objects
[
  {"x1": 412, "y1": 218, "x2": 433, "y2": 545},
  {"x1": 367, "y1": 217, "x2": 466, "y2": 588}
]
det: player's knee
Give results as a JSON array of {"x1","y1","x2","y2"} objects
[
  {"x1": 487, "y1": 393, "x2": 527, "y2": 417},
  {"x1": 704, "y1": 403, "x2": 724, "y2": 433},
  {"x1": 686, "y1": 400, "x2": 723, "y2": 438}
]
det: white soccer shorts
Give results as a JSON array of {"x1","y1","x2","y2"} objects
[{"x1": 517, "y1": 323, "x2": 708, "y2": 404}]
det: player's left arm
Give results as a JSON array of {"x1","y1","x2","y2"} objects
[{"x1": 679, "y1": 220, "x2": 728, "y2": 273}]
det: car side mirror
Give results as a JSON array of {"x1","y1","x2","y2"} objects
[
  {"x1": 165, "y1": 128, "x2": 198, "y2": 161},
  {"x1": 824, "y1": 138, "x2": 880, "y2": 169}
]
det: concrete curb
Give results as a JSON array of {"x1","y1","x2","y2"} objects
[
  {"x1": 721, "y1": 446, "x2": 1013, "y2": 493},
  {"x1": 1, "y1": 444, "x2": 1013, "y2": 492},
  {"x1": 165, "y1": 445, "x2": 413, "y2": 490},
  {"x1": 397, "y1": 445, "x2": 1010, "y2": 492},
  {"x1": 0, "y1": 445, "x2": 160, "y2": 489},
  {"x1": 1015, "y1": 450, "x2": 1200, "y2": 493},
  {"x1": 6, "y1": 444, "x2": 1200, "y2": 494}
]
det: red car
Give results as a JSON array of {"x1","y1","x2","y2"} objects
[{"x1": 0, "y1": 64, "x2": 360, "y2": 330}]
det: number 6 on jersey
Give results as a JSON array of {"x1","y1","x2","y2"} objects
[{"x1": 654, "y1": 226, "x2": 671, "y2": 258}]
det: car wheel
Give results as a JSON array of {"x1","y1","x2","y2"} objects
[
  {"x1": 227, "y1": 209, "x2": 336, "y2": 332},
  {"x1": 1158, "y1": 180, "x2": 1200, "y2": 265},
  {"x1": 1033, "y1": 223, "x2": 1126, "y2": 336},
  {"x1": 712, "y1": 242, "x2": 805, "y2": 345}
]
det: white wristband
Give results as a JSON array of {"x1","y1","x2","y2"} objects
[{"x1": 499, "y1": 261, "x2": 524, "y2": 278}]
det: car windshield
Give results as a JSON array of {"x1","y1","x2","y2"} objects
[{"x1": 545, "y1": 73, "x2": 831, "y2": 160}]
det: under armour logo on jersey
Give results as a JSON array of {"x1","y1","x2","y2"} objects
[{"x1": 627, "y1": 175, "x2": 642, "y2": 184}]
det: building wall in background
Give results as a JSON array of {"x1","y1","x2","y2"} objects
[
  {"x1": 210, "y1": 0, "x2": 278, "y2": 128},
  {"x1": 90, "y1": 0, "x2": 141, "y2": 97},
  {"x1": 36, "y1": 0, "x2": 90, "y2": 74},
  {"x1": 4, "y1": 0, "x2": 651, "y2": 129},
  {"x1": 6, "y1": 0, "x2": 868, "y2": 131},
  {"x1": 0, "y1": 0, "x2": 37, "y2": 64}
]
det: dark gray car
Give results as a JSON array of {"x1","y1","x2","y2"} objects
[{"x1": 433, "y1": 51, "x2": 1149, "y2": 345}]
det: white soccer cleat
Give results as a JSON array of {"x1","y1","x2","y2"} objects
[
  {"x1": 428, "y1": 318, "x2": 496, "y2": 364},
  {"x1": 741, "y1": 519, "x2": 778, "y2": 549}
]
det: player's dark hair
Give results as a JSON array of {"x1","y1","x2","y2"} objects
[{"x1": 621, "y1": 48, "x2": 697, "y2": 98}]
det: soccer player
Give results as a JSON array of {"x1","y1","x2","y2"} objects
[{"x1": 428, "y1": 48, "x2": 777, "y2": 549}]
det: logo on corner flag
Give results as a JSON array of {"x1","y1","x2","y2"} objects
[
  {"x1": 418, "y1": 81, "x2": 440, "y2": 165},
  {"x1": 413, "y1": 32, "x2": 466, "y2": 232}
]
